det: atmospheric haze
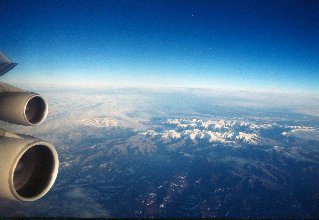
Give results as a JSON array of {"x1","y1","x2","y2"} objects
[{"x1": 0, "y1": 87, "x2": 318, "y2": 218}]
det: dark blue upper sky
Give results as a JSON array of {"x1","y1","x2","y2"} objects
[{"x1": 1, "y1": 0, "x2": 319, "y2": 92}]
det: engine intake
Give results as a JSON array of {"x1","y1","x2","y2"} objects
[
  {"x1": 0, "y1": 135, "x2": 59, "y2": 201},
  {"x1": 0, "y1": 92, "x2": 48, "y2": 126}
]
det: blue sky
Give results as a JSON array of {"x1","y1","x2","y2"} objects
[{"x1": 1, "y1": 0, "x2": 319, "y2": 93}]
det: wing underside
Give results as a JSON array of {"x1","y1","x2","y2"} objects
[{"x1": 0, "y1": 52, "x2": 17, "y2": 76}]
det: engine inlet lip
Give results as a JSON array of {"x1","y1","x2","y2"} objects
[
  {"x1": 23, "y1": 94, "x2": 49, "y2": 126},
  {"x1": 9, "y1": 141, "x2": 59, "y2": 202}
]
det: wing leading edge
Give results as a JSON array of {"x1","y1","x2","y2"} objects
[{"x1": 0, "y1": 52, "x2": 17, "y2": 76}]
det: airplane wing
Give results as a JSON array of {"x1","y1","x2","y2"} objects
[
  {"x1": 0, "y1": 52, "x2": 17, "y2": 76},
  {"x1": 0, "y1": 52, "x2": 59, "y2": 202}
]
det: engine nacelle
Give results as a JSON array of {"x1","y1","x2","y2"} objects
[
  {"x1": 0, "y1": 92, "x2": 48, "y2": 126},
  {"x1": 0, "y1": 134, "x2": 59, "y2": 201}
]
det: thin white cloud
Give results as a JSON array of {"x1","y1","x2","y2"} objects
[{"x1": 283, "y1": 128, "x2": 319, "y2": 142}]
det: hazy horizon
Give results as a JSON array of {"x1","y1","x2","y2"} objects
[{"x1": 1, "y1": 0, "x2": 319, "y2": 93}]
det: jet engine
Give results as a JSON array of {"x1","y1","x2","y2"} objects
[
  {"x1": 0, "y1": 52, "x2": 59, "y2": 201},
  {"x1": 0, "y1": 131, "x2": 59, "y2": 201},
  {"x1": 0, "y1": 91, "x2": 48, "y2": 126}
]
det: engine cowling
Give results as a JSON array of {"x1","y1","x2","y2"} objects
[
  {"x1": 0, "y1": 134, "x2": 59, "y2": 201},
  {"x1": 0, "y1": 92, "x2": 48, "y2": 126}
]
